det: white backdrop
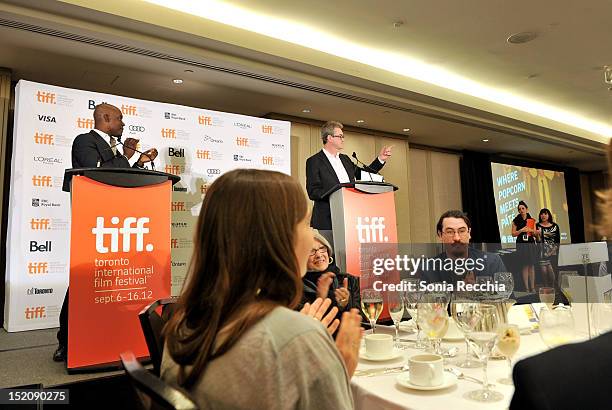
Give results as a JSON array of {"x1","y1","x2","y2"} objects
[{"x1": 3, "y1": 80, "x2": 291, "y2": 332}]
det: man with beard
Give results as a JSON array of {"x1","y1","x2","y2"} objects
[{"x1": 422, "y1": 210, "x2": 506, "y2": 284}]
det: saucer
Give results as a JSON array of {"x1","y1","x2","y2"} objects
[
  {"x1": 359, "y1": 348, "x2": 403, "y2": 361},
  {"x1": 395, "y1": 372, "x2": 458, "y2": 391}
]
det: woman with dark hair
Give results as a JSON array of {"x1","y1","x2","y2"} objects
[
  {"x1": 512, "y1": 201, "x2": 539, "y2": 292},
  {"x1": 536, "y1": 208, "x2": 560, "y2": 287},
  {"x1": 162, "y1": 169, "x2": 361, "y2": 409}
]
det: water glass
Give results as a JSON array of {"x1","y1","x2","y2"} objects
[{"x1": 539, "y1": 307, "x2": 575, "y2": 348}]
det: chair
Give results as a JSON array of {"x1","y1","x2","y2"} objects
[
  {"x1": 120, "y1": 351, "x2": 199, "y2": 410},
  {"x1": 139, "y1": 297, "x2": 178, "y2": 376}
]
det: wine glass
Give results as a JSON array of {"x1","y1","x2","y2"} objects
[
  {"x1": 496, "y1": 324, "x2": 520, "y2": 385},
  {"x1": 559, "y1": 272, "x2": 578, "y2": 304},
  {"x1": 400, "y1": 278, "x2": 426, "y2": 348},
  {"x1": 539, "y1": 307, "x2": 575, "y2": 348},
  {"x1": 451, "y1": 295, "x2": 482, "y2": 368},
  {"x1": 465, "y1": 304, "x2": 503, "y2": 402},
  {"x1": 494, "y1": 271, "x2": 514, "y2": 299},
  {"x1": 387, "y1": 291, "x2": 404, "y2": 347},
  {"x1": 417, "y1": 292, "x2": 449, "y2": 355},
  {"x1": 361, "y1": 289, "x2": 383, "y2": 334},
  {"x1": 539, "y1": 287, "x2": 555, "y2": 310},
  {"x1": 593, "y1": 302, "x2": 612, "y2": 336}
]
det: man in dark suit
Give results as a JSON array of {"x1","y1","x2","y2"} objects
[
  {"x1": 306, "y1": 120, "x2": 392, "y2": 243},
  {"x1": 511, "y1": 330, "x2": 612, "y2": 409},
  {"x1": 54, "y1": 103, "x2": 158, "y2": 361}
]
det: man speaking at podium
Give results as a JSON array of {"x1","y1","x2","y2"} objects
[
  {"x1": 54, "y1": 103, "x2": 158, "y2": 362},
  {"x1": 306, "y1": 120, "x2": 392, "y2": 244}
]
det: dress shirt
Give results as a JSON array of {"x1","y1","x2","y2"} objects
[{"x1": 322, "y1": 148, "x2": 350, "y2": 183}]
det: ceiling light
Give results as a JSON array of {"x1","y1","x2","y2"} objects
[
  {"x1": 604, "y1": 66, "x2": 612, "y2": 84},
  {"x1": 402, "y1": 128, "x2": 410, "y2": 132},
  {"x1": 356, "y1": 119, "x2": 365, "y2": 123},
  {"x1": 184, "y1": 69, "x2": 194, "y2": 73},
  {"x1": 144, "y1": 0, "x2": 612, "y2": 139},
  {"x1": 302, "y1": 108, "x2": 311, "y2": 113},
  {"x1": 173, "y1": 79, "x2": 183, "y2": 84},
  {"x1": 482, "y1": 139, "x2": 489, "y2": 142},
  {"x1": 507, "y1": 32, "x2": 538, "y2": 44}
]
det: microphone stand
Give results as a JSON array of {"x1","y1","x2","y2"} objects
[{"x1": 352, "y1": 152, "x2": 375, "y2": 182}]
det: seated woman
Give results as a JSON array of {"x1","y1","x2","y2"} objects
[
  {"x1": 162, "y1": 169, "x2": 362, "y2": 409},
  {"x1": 300, "y1": 230, "x2": 361, "y2": 315}
]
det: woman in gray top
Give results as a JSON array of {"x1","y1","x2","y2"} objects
[{"x1": 162, "y1": 169, "x2": 362, "y2": 410}]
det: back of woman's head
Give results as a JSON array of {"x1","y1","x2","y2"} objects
[{"x1": 164, "y1": 169, "x2": 307, "y2": 387}]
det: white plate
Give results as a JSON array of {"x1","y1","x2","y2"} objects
[
  {"x1": 359, "y1": 348, "x2": 404, "y2": 361},
  {"x1": 395, "y1": 372, "x2": 458, "y2": 391}
]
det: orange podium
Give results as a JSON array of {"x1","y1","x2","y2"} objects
[{"x1": 63, "y1": 168, "x2": 179, "y2": 372}]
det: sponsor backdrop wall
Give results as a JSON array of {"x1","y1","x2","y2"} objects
[{"x1": 4, "y1": 80, "x2": 290, "y2": 332}]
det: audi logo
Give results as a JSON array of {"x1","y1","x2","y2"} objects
[
  {"x1": 207, "y1": 169, "x2": 221, "y2": 175},
  {"x1": 128, "y1": 125, "x2": 145, "y2": 132}
]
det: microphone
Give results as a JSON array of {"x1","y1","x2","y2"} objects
[
  {"x1": 114, "y1": 137, "x2": 156, "y2": 170},
  {"x1": 352, "y1": 151, "x2": 376, "y2": 181}
]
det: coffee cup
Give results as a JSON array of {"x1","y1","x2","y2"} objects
[
  {"x1": 408, "y1": 354, "x2": 444, "y2": 386},
  {"x1": 364, "y1": 334, "x2": 393, "y2": 357}
]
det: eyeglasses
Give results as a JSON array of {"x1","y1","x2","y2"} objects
[
  {"x1": 332, "y1": 134, "x2": 344, "y2": 139},
  {"x1": 442, "y1": 228, "x2": 469, "y2": 238},
  {"x1": 309, "y1": 246, "x2": 328, "y2": 256}
]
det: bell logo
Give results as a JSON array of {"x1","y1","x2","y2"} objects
[
  {"x1": 30, "y1": 240, "x2": 52, "y2": 252},
  {"x1": 164, "y1": 165, "x2": 181, "y2": 175},
  {"x1": 161, "y1": 128, "x2": 176, "y2": 138},
  {"x1": 121, "y1": 104, "x2": 137, "y2": 116},
  {"x1": 32, "y1": 175, "x2": 52, "y2": 187},
  {"x1": 34, "y1": 132, "x2": 54, "y2": 145},
  {"x1": 196, "y1": 150, "x2": 210, "y2": 159},
  {"x1": 262, "y1": 125, "x2": 273, "y2": 134},
  {"x1": 236, "y1": 137, "x2": 249, "y2": 146},
  {"x1": 25, "y1": 306, "x2": 46, "y2": 319},
  {"x1": 30, "y1": 218, "x2": 51, "y2": 230},
  {"x1": 91, "y1": 216, "x2": 154, "y2": 254},
  {"x1": 198, "y1": 116, "x2": 212, "y2": 125},
  {"x1": 77, "y1": 118, "x2": 95, "y2": 129},
  {"x1": 171, "y1": 202, "x2": 186, "y2": 211},
  {"x1": 36, "y1": 91, "x2": 56, "y2": 104},
  {"x1": 168, "y1": 147, "x2": 184, "y2": 157},
  {"x1": 262, "y1": 156, "x2": 274, "y2": 165},
  {"x1": 28, "y1": 262, "x2": 49, "y2": 274},
  {"x1": 356, "y1": 216, "x2": 388, "y2": 243}
]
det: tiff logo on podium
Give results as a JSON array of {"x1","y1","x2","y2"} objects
[
  {"x1": 30, "y1": 218, "x2": 50, "y2": 230},
  {"x1": 356, "y1": 216, "x2": 389, "y2": 243},
  {"x1": 34, "y1": 132, "x2": 54, "y2": 145},
  {"x1": 25, "y1": 306, "x2": 46, "y2": 319},
  {"x1": 77, "y1": 118, "x2": 95, "y2": 128},
  {"x1": 32, "y1": 175, "x2": 52, "y2": 187},
  {"x1": 92, "y1": 216, "x2": 154, "y2": 253},
  {"x1": 28, "y1": 262, "x2": 49, "y2": 274},
  {"x1": 36, "y1": 91, "x2": 56, "y2": 104}
]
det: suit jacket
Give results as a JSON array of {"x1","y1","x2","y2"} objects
[
  {"x1": 510, "y1": 330, "x2": 612, "y2": 410},
  {"x1": 306, "y1": 150, "x2": 384, "y2": 229}
]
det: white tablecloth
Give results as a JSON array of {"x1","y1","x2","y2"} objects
[{"x1": 351, "y1": 321, "x2": 587, "y2": 410}]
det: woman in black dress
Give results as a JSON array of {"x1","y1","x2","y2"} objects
[
  {"x1": 536, "y1": 208, "x2": 561, "y2": 288},
  {"x1": 512, "y1": 201, "x2": 539, "y2": 292}
]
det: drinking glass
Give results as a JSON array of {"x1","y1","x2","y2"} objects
[
  {"x1": 418, "y1": 292, "x2": 449, "y2": 355},
  {"x1": 539, "y1": 307, "x2": 575, "y2": 348},
  {"x1": 539, "y1": 287, "x2": 555, "y2": 310},
  {"x1": 387, "y1": 291, "x2": 404, "y2": 347},
  {"x1": 451, "y1": 296, "x2": 482, "y2": 368},
  {"x1": 477, "y1": 275, "x2": 494, "y2": 296},
  {"x1": 494, "y1": 271, "x2": 514, "y2": 299},
  {"x1": 465, "y1": 304, "x2": 503, "y2": 402},
  {"x1": 401, "y1": 278, "x2": 426, "y2": 348},
  {"x1": 361, "y1": 289, "x2": 384, "y2": 333},
  {"x1": 593, "y1": 302, "x2": 612, "y2": 336},
  {"x1": 496, "y1": 324, "x2": 520, "y2": 385},
  {"x1": 559, "y1": 272, "x2": 578, "y2": 304}
]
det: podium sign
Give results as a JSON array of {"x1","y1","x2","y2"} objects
[{"x1": 68, "y1": 176, "x2": 172, "y2": 370}]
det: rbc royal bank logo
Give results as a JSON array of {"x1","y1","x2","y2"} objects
[
  {"x1": 91, "y1": 216, "x2": 154, "y2": 253},
  {"x1": 356, "y1": 216, "x2": 389, "y2": 243}
]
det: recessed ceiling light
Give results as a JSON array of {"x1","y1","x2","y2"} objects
[
  {"x1": 302, "y1": 108, "x2": 311, "y2": 113},
  {"x1": 356, "y1": 119, "x2": 365, "y2": 123},
  {"x1": 173, "y1": 79, "x2": 183, "y2": 84},
  {"x1": 402, "y1": 128, "x2": 410, "y2": 132},
  {"x1": 184, "y1": 69, "x2": 194, "y2": 73},
  {"x1": 507, "y1": 31, "x2": 538, "y2": 44},
  {"x1": 482, "y1": 139, "x2": 489, "y2": 142}
]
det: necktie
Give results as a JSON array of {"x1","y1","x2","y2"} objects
[{"x1": 110, "y1": 137, "x2": 117, "y2": 156}]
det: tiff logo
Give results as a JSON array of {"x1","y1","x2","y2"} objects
[
  {"x1": 122, "y1": 104, "x2": 137, "y2": 116},
  {"x1": 25, "y1": 306, "x2": 46, "y2": 319},
  {"x1": 77, "y1": 118, "x2": 95, "y2": 129},
  {"x1": 32, "y1": 175, "x2": 52, "y2": 187},
  {"x1": 28, "y1": 262, "x2": 48, "y2": 274},
  {"x1": 200, "y1": 184, "x2": 210, "y2": 194},
  {"x1": 36, "y1": 91, "x2": 56, "y2": 104},
  {"x1": 356, "y1": 216, "x2": 388, "y2": 243},
  {"x1": 34, "y1": 132, "x2": 54, "y2": 145},
  {"x1": 30, "y1": 218, "x2": 50, "y2": 230},
  {"x1": 236, "y1": 137, "x2": 249, "y2": 146},
  {"x1": 262, "y1": 125, "x2": 273, "y2": 134},
  {"x1": 262, "y1": 156, "x2": 274, "y2": 165},
  {"x1": 196, "y1": 150, "x2": 210, "y2": 159},
  {"x1": 92, "y1": 216, "x2": 154, "y2": 254},
  {"x1": 171, "y1": 202, "x2": 185, "y2": 211},
  {"x1": 161, "y1": 128, "x2": 176, "y2": 138},
  {"x1": 171, "y1": 238, "x2": 178, "y2": 248},
  {"x1": 198, "y1": 116, "x2": 212, "y2": 125},
  {"x1": 164, "y1": 165, "x2": 182, "y2": 175}
]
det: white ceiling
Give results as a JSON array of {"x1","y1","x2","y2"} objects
[{"x1": 0, "y1": 0, "x2": 609, "y2": 171}]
